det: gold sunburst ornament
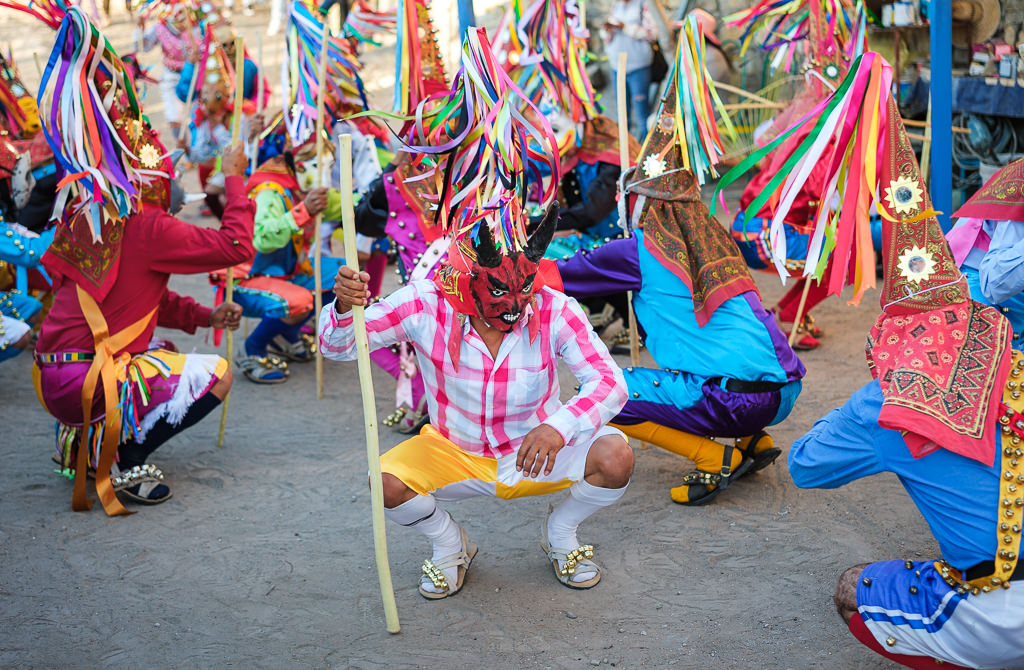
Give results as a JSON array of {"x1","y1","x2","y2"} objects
[
  {"x1": 138, "y1": 143, "x2": 162, "y2": 169},
  {"x1": 642, "y1": 155, "x2": 667, "y2": 178},
  {"x1": 884, "y1": 176, "x2": 924, "y2": 215},
  {"x1": 897, "y1": 245, "x2": 936, "y2": 282}
]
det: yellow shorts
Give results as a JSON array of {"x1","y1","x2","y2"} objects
[{"x1": 381, "y1": 424, "x2": 625, "y2": 501}]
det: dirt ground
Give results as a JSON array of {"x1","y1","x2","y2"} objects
[{"x1": 0, "y1": 6, "x2": 924, "y2": 669}]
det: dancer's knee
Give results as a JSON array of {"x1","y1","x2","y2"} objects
[
  {"x1": 209, "y1": 367, "x2": 233, "y2": 400},
  {"x1": 379, "y1": 472, "x2": 417, "y2": 508},
  {"x1": 835, "y1": 563, "x2": 869, "y2": 623},
  {"x1": 585, "y1": 435, "x2": 634, "y2": 488}
]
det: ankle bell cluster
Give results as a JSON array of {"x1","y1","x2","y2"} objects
[
  {"x1": 421, "y1": 559, "x2": 448, "y2": 590},
  {"x1": 111, "y1": 464, "x2": 164, "y2": 491},
  {"x1": 382, "y1": 407, "x2": 408, "y2": 427},
  {"x1": 681, "y1": 471, "x2": 722, "y2": 487},
  {"x1": 558, "y1": 545, "x2": 595, "y2": 577}
]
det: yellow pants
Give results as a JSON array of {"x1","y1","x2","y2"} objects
[{"x1": 381, "y1": 424, "x2": 624, "y2": 501}]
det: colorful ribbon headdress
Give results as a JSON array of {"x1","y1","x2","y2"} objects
[
  {"x1": 494, "y1": 0, "x2": 599, "y2": 123},
  {"x1": 342, "y1": 0, "x2": 397, "y2": 46},
  {"x1": 0, "y1": 0, "x2": 70, "y2": 29},
  {"x1": 639, "y1": 15, "x2": 736, "y2": 187},
  {"x1": 727, "y1": 0, "x2": 864, "y2": 79},
  {"x1": 38, "y1": 7, "x2": 166, "y2": 241},
  {"x1": 716, "y1": 51, "x2": 1011, "y2": 464},
  {"x1": 284, "y1": 0, "x2": 370, "y2": 145},
  {"x1": 401, "y1": 27, "x2": 560, "y2": 250},
  {"x1": 714, "y1": 53, "x2": 891, "y2": 302}
]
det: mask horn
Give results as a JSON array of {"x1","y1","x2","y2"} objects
[
  {"x1": 472, "y1": 220, "x2": 503, "y2": 268},
  {"x1": 524, "y1": 202, "x2": 559, "y2": 263}
]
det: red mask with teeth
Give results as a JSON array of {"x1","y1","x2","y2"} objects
[
  {"x1": 466, "y1": 203, "x2": 558, "y2": 332},
  {"x1": 469, "y1": 253, "x2": 539, "y2": 332}
]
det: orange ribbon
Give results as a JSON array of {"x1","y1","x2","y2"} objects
[{"x1": 73, "y1": 285, "x2": 158, "y2": 516}]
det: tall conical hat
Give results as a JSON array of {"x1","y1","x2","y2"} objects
[
  {"x1": 714, "y1": 52, "x2": 1012, "y2": 464},
  {"x1": 952, "y1": 157, "x2": 1024, "y2": 223},
  {"x1": 624, "y1": 20, "x2": 757, "y2": 327},
  {"x1": 39, "y1": 8, "x2": 170, "y2": 301},
  {"x1": 866, "y1": 92, "x2": 1011, "y2": 465}
]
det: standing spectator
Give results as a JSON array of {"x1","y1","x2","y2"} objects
[
  {"x1": 601, "y1": 0, "x2": 657, "y2": 141},
  {"x1": 135, "y1": 7, "x2": 196, "y2": 140}
]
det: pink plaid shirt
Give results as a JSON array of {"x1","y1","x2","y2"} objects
[{"x1": 319, "y1": 280, "x2": 627, "y2": 458}]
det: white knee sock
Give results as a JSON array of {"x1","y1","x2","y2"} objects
[
  {"x1": 547, "y1": 479, "x2": 628, "y2": 583},
  {"x1": 385, "y1": 494, "x2": 463, "y2": 593}
]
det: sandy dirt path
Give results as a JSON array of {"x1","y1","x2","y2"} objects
[{"x1": 0, "y1": 6, "x2": 917, "y2": 668}]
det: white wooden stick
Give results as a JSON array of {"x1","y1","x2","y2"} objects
[
  {"x1": 616, "y1": 52, "x2": 646, "y2": 450},
  {"x1": 217, "y1": 36, "x2": 246, "y2": 449},
  {"x1": 312, "y1": 23, "x2": 330, "y2": 400},
  {"x1": 787, "y1": 279, "x2": 813, "y2": 347},
  {"x1": 616, "y1": 52, "x2": 641, "y2": 368},
  {"x1": 251, "y1": 35, "x2": 264, "y2": 175},
  {"x1": 339, "y1": 133, "x2": 401, "y2": 634}
]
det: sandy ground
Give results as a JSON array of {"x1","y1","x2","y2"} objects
[{"x1": 0, "y1": 5, "x2": 924, "y2": 669}]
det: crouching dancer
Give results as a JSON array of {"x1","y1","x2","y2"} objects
[
  {"x1": 320, "y1": 204, "x2": 633, "y2": 599},
  {"x1": 30, "y1": 12, "x2": 254, "y2": 514},
  {"x1": 789, "y1": 91, "x2": 1024, "y2": 668}
]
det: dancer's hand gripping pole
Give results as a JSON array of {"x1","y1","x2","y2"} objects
[
  {"x1": 338, "y1": 133, "x2": 400, "y2": 634},
  {"x1": 217, "y1": 36, "x2": 246, "y2": 449}
]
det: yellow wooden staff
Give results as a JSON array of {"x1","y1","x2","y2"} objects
[
  {"x1": 312, "y1": 21, "x2": 330, "y2": 400},
  {"x1": 616, "y1": 52, "x2": 646, "y2": 450},
  {"x1": 615, "y1": 53, "x2": 642, "y2": 368},
  {"x1": 338, "y1": 133, "x2": 401, "y2": 634},
  {"x1": 217, "y1": 36, "x2": 246, "y2": 449}
]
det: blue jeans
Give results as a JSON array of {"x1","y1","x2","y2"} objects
[{"x1": 612, "y1": 67, "x2": 652, "y2": 141}]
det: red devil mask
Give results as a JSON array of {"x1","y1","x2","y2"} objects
[
  {"x1": 467, "y1": 204, "x2": 558, "y2": 332},
  {"x1": 434, "y1": 203, "x2": 559, "y2": 330}
]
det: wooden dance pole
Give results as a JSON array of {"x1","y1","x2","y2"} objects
[
  {"x1": 920, "y1": 97, "x2": 933, "y2": 183},
  {"x1": 339, "y1": 133, "x2": 400, "y2": 634},
  {"x1": 312, "y1": 22, "x2": 330, "y2": 400},
  {"x1": 615, "y1": 53, "x2": 641, "y2": 369},
  {"x1": 786, "y1": 278, "x2": 813, "y2": 348},
  {"x1": 250, "y1": 35, "x2": 264, "y2": 174},
  {"x1": 616, "y1": 53, "x2": 646, "y2": 450},
  {"x1": 216, "y1": 36, "x2": 245, "y2": 449},
  {"x1": 242, "y1": 36, "x2": 264, "y2": 341}
]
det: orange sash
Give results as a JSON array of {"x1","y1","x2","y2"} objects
[{"x1": 72, "y1": 285, "x2": 158, "y2": 516}]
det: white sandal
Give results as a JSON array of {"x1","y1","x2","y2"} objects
[
  {"x1": 266, "y1": 334, "x2": 314, "y2": 362},
  {"x1": 236, "y1": 354, "x2": 290, "y2": 384},
  {"x1": 541, "y1": 516, "x2": 602, "y2": 589},
  {"x1": 419, "y1": 525, "x2": 478, "y2": 600}
]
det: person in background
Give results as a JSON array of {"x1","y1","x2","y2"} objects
[
  {"x1": 136, "y1": 5, "x2": 197, "y2": 140},
  {"x1": 601, "y1": 0, "x2": 657, "y2": 141}
]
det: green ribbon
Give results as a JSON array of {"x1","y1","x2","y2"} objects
[{"x1": 711, "y1": 54, "x2": 864, "y2": 218}]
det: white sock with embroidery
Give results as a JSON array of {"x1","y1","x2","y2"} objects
[
  {"x1": 546, "y1": 479, "x2": 628, "y2": 583},
  {"x1": 385, "y1": 494, "x2": 462, "y2": 593}
]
